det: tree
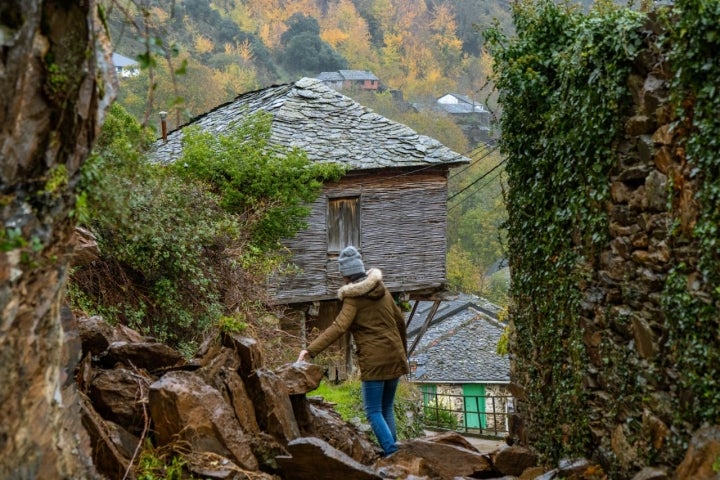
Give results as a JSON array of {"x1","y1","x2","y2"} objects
[
  {"x1": 320, "y1": 0, "x2": 379, "y2": 69},
  {"x1": 281, "y1": 32, "x2": 348, "y2": 75},
  {"x1": 281, "y1": 12, "x2": 321, "y2": 45},
  {"x1": 0, "y1": 0, "x2": 114, "y2": 477}
]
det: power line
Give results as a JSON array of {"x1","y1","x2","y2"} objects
[
  {"x1": 448, "y1": 156, "x2": 506, "y2": 202},
  {"x1": 449, "y1": 140, "x2": 498, "y2": 180},
  {"x1": 448, "y1": 168, "x2": 506, "y2": 212}
]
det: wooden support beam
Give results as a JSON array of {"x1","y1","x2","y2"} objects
[
  {"x1": 405, "y1": 300, "x2": 420, "y2": 329},
  {"x1": 408, "y1": 299, "x2": 442, "y2": 357}
]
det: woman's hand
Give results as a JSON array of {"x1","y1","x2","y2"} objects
[{"x1": 297, "y1": 349, "x2": 310, "y2": 363}]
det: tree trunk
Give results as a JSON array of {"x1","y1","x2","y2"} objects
[{"x1": 0, "y1": 1, "x2": 115, "y2": 478}]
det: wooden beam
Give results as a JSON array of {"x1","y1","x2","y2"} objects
[
  {"x1": 408, "y1": 300, "x2": 442, "y2": 357},
  {"x1": 405, "y1": 300, "x2": 420, "y2": 330}
]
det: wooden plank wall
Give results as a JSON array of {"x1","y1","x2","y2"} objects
[{"x1": 270, "y1": 169, "x2": 448, "y2": 304}]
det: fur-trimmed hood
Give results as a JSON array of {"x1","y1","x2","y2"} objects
[{"x1": 337, "y1": 268, "x2": 385, "y2": 301}]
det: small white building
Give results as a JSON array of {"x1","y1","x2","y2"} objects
[
  {"x1": 112, "y1": 53, "x2": 139, "y2": 78},
  {"x1": 436, "y1": 93, "x2": 489, "y2": 114}
]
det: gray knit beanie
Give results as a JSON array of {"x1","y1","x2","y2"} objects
[{"x1": 338, "y1": 246, "x2": 365, "y2": 277}]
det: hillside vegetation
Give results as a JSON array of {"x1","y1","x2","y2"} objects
[{"x1": 106, "y1": 0, "x2": 510, "y2": 131}]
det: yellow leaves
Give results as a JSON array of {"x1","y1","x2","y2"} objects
[
  {"x1": 229, "y1": 2, "x2": 256, "y2": 31},
  {"x1": 224, "y1": 40, "x2": 255, "y2": 63},
  {"x1": 321, "y1": 28, "x2": 349, "y2": 48},
  {"x1": 258, "y1": 21, "x2": 285, "y2": 50},
  {"x1": 194, "y1": 35, "x2": 214, "y2": 55},
  {"x1": 212, "y1": 65, "x2": 258, "y2": 98},
  {"x1": 258, "y1": 23, "x2": 273, "y2": 48},
  {"x1": 429, "y1": 3, "x2": 456, "y2": 32},
  {"x1": 446, "y1": 244, "x2": 483, "y2": 294},
  {"x1": 382, "y1": 32, "x2": 404, "y2": 61}
]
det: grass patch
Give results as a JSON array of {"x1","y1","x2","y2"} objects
[{"x1": 309, "y1": 377, "x2": 425, "y2": 441}]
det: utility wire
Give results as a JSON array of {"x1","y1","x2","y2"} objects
[
  {"x1": 448, "y1": 156, "x2": 506, "y2": 202},
  {"x1": 448, "y1": 168, "x2": 506, "y2": 212},
  {"x1": 448, "y1": 141, "x2": 498, "y2": 180}
]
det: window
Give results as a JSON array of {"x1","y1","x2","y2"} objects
[{"x1": 327, "y1": 196, "x2": 360, "y2": 253}]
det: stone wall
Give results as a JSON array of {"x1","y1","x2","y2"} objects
[
  {"x1": 552, "y1": 17, "x2": 699, "y2": 474},
  {"x1": 580, "y1": 45, "x2": 673, "y2": 471}
]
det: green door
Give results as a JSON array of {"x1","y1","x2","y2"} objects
[
  {"x1": 463, "y1": 384, "x2": 486, "y2": 429},
  {"x1": 420, "y1": 384, "x2": 437, "y2": 406}
]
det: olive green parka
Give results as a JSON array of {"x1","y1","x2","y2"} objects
[{"x1": 306, "y1": 268, "x2": 410, "y2": 381}]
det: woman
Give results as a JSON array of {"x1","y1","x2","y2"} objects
[{"x1": 297, "y1": 246, "x2": 409, "y2": 456}]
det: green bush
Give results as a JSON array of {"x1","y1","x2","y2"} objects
[
  {"x1": 422, "y1": 404, "x2": 459, "y2": 430},
  {"x1": 68, "y1": 105, "x2": 343, "y2": 351},
  {"x1": 172, "y1": 111, "x2": 344, "y2": 249}
]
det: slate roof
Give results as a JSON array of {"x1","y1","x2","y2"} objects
[
  {"x1": 316, "y1": 71, "x2": 343, "y2": 82},
  {"x1": 439, "y1": 93, "x2": 475, "y2": 105},
  {"x1": 112, "y1": 53, "x2": 138, "y2": 67},
  {"x1": 149, "y1": 77, "x2": 467, "y2": 170},
  {"x1": 439, "y1": 103, "x2": 488, "y2": 114},
  {"x1": 407, "y1": 294, "x2": 509, "y2": 384},
  {"x1": 337, "y1": 69, "x2": 379, "y2": 81}
]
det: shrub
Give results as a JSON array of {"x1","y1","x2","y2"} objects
[{"x1": 68, "y1": 105, "x2": 343, "y2": 353}]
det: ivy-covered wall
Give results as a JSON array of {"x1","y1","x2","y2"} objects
[{"x1": 488, "y1": 0, "x2": 720, "y2": 476}]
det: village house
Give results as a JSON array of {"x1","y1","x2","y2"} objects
[
  {"x1": 149, "y1": 77, "x2": 469, "y2": 377},
  {"x1": 316, "y1": 70, "x2": 380, "y2": 91},
  {"x1": 407, "y1": 294, "x2": 511, "y2": 437},
  {"x1": 111, "y1": 52, "x2": 140, "y2": 78},
  {"x1": 436, "y1": 93, "x2": 492, "y2": 144}
]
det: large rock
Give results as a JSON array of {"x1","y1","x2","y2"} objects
[
  {"x1": 276, "y1": 437, "x2": 382, "y2": 480},
  {"x1": 184, "y1": 451, "x2": 280, "y2": 480},
  {"x1": 222, "y1": 334, "x2": 264, "y2": 378},
  {"x1": 79, "y1": 390, "x2": 132, "y2": 479},
  {"x1": 493, "y1": 445, "x2": 538, "y2": 476},
  {"x1": 247, "y1": 368, "x2": 301, "y2": 443},
  {"x1": 376, "y1": 436, "x2": 495, "y2": 479},
  {"x1": 675, "y1": 425, "x2": 720, "y2": 480},
  {"x1": 220, "y1": 367, "x2": 261, "y2": 435},
  {"x1": 420, "y1": 430, "x2": 480, "y2": 451},
  {"x1": 149, "y1": 370, "x2": 258, "y2": 471},
  {"x1": 275, "y1": 362, "x2": 324, "y2": 394},
  {"x1": 101, "y1": 341, "x2": 183, "y2": 370},
  {"x1": 77, "y1": 315, "x2": 146, "y2": 356},
  {"x1": 304, "y1": 398, "x2": 378, "y2": 464},
  {"x1": 89, "y1": 367, "x2": 154, "y2": 434},
  {"x1": 195, "y1": 344, "x2": 261, "y2": 435}
]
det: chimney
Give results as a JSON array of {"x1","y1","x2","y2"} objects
[{"x1": 159, "y1": 111, "x2": 168, "y2": 142}]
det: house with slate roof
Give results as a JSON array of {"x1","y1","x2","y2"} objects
[
  {"x1": 437, "y1": 93, "x2": 489, "y2": 114},
  {"x1": 407, "y1": 294, "x2": 511, "y2": 436},
  {"x1": 436, "y1": 93, "x2": 492, "y2": 144},
  {"x1": 112, "y1": 53, "x2": 139, "y2": 78},
  {"x1": 316, "y1": 70, "x2": 380, "y2": 91},
  {"x1": 149, "y1": 77, "x2": 469, "y2": 374}
]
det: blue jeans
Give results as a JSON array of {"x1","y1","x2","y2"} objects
[{"x1": 361, "y1": 378, "x2": 400, "y2": 456}]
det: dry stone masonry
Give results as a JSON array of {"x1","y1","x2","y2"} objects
[{"x1": 510, "y1": 13, "x2": 720, "y2": 480}]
